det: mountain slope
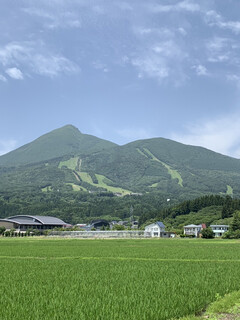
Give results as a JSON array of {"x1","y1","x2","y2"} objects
[
  {"x1": 79, "y1": 137, "x2": 240, "y2": 194},
  {"x1": 0, "y1": 125, "x2": 117, "y2": 166},
  {"x1": 1, "y1": 125, "x2": 240, "y2": 198}
]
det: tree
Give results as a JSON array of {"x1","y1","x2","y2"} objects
[
  {"x1": 201, "y1": 227, "x2": 214, "y2": 239},
  {"x1": 0, "y1": 226, "x2": 6, "y2": 235},
  {"x1": 221, "y1": 195, "x2": 234, "y2": 218},
  {"x1": 230, "y1": 211, "x2": 240, "y2": 231}
]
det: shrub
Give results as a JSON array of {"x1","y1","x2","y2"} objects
[
  {"x1": 0, "y1": 227, "x2": 6, "y2": 235},
  {"x1": 201, "y1": 227, "x2": 215, "y2": 239}
]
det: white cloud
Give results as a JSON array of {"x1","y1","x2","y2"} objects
[
  {"x1": 171, "y1": 113, "x2": 240, "y2": 158},
  {"x1": 5, "y1": 67, "x2": 24, "y2": 80},
  {"x1": 131, "y1": 40, "x2": 188, "y2": 85},
  {"x1": 206, "y1": 37, "x2": 236, "y2": 63},
  {"x1": 0, "y1": 74, "x2": 7, "y2": 82},
  {"x1": 178, "y1": 27, "x2": 187, "y2": 36},
  {"x1": 206, "y1": 10, "x2": 240, "y2": 34},
  {"x1": 32, "y1": 54, "x2": 79, "y2": 77},
  {"x1": 151, "y1": 1, "x2": 200, "y2": 13},
  {"x1": 192, "y1": 64, "x2": 208, "y2": 76},
  {"x1": 0, "y1": 42, "x2": 80, "y2": 78},
  {"x1": 133, "y1": 27, "x2": 174, "y2": 38},
  {"x1": 0, "y1": 139, "x2": 18, "y2": 155}
]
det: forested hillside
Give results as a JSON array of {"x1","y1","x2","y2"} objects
[
  {"x1": 1, "y1": 125, "x2": 240, "y2": 226},
  {"x1": 1, "y1": 125, "x2": 240, "y2": 198},
  {"x1": 0, "y1": 191, "x2": 237, "y2": 230}
]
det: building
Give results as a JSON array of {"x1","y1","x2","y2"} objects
[
  {"x1": 144, "y1": 221, "x2": 166, "y2": 237},
  {"x1": 0, "y1": 215, "x2": 68, "y2": 232},
  {"x1": 183, "y1": 224, "x2": 206, "y2": 237},
  {"x1": 210, "y1": 225, "x2": 229, "y2": 237},
  {"x1": 83, "y1": 219, "x2": 110, "y2": 231}
]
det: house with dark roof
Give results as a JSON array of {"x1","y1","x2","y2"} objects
[{"x1": 0, "y1": 215, "x2": 67, "y2": 232}]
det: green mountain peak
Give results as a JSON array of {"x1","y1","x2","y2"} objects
[{"x1": 0, "y1": 125, "x2": 116, "y2": 166}]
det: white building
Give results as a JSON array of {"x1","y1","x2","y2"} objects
[
  {"x1": 144, "y1": 221, "x2": 165, "y2": 237},
  {"x1": 184, "y1": 224, "x2": 205, "y2": 237},
  {"x1": 210, "y1": 225, "x2": 229, "y2": 237}
]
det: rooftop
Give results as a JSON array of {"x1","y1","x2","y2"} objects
[{"x1": 2, "y1": 215, "x2": 67, "y2": 225}]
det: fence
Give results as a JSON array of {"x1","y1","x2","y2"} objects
[{"x1": 48, "y1": 230, "x2": 148, "y2": 239}]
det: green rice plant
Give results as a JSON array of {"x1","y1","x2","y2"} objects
[{"x1": 0, "y1": 239, "x2": 239, "y2": 319}]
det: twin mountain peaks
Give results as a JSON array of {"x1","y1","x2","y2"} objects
[{"x1": 0, "y1": 124, "x2": 240, "y2": 198}]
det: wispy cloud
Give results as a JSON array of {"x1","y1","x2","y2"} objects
[
  {"x1": 0, "y1": 42, "x2": 80, "y2": 78},
  {"x1": 5, "y1": 67, "x2": 24, "y2": 80},
  {"x1": 150, "y1": 0, "x2": 200, "y2": 13},
  {"x1": 206, "y1": 37, "x2": 239, "y2": 64},
  {"x1": 192, "y1": 64, "x2": 209, "y2": 76},
  {"x1": 22, "y1": 7, "x2": 81, "y2": 29},
  {"x1": 0, "y1": 74, "x2": 7, "y2": 82},
  {"x1": 171, "y1": 113, "x2": 240, "y2": 158},
  {"x1": 131, "y1": 40, "x2": 188, "y2": 85},
  {"x1": 226, "y1": 74, "x2": 240, "y2": 88},
  {"x1": 206, "y1": 10, "x2": 240, "y2": 34},
  {"x1": 92, "y1": 61, "x2": 109, "y2": 73},
  {"x1": 0, "y1": 139, "x2": 18, "y2": 156},
  {"x1": 3, "y1": 0, "x2": 240, "y2": 89}
]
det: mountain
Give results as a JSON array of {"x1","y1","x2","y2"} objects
[
  {"x1": 1, "y1": 125, "x2": 240, "y2": 199},
  {"x1": 0, "y1": 125, "x2": 117, "y2": 166}
]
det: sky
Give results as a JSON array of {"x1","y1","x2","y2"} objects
[{"x1": 1, "y1": 0, "x2": 240, "y2": 158}]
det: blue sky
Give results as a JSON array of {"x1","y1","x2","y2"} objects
[{"x1": 1, "y1": 0, "x2": 240, "y2": 158}]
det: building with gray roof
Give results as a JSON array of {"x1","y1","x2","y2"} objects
[{"x1": 0, "y1": 215, "x2": 67, "y2": 232}]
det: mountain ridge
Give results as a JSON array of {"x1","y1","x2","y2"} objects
[
  {"x1": 0, "y1": 124, "x2": 240, "y2": 198},
  {"x1": 0, "y1": 125, "x2": 117, "y2": 166}
]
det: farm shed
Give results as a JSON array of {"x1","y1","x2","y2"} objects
[{"x1": 0, "y1": 215, "x2": 67, "y2": 231}]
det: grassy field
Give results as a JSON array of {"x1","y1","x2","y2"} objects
[
  {"x1": 58, "y1": 157, "x2": 79, "y2": 170},
  {"x1": 0, "y1": 238, "x2": 239, "y2": 320}
]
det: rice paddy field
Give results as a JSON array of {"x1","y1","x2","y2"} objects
[{"x1": 0, "y1": 238, "x2": 240, "y2": 320}]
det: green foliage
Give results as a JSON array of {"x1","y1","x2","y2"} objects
[
  {"x1": 223, "y1": 230, "x2": 240, "y2": 239},
  {"x1": 201, "y1": 227, "x2": 215, "y2": 239},
  {"x1": 0, "y1": 226, "x2": 5, "y2": 235},
  {"x1": 112, "y1": 224, "x2": 125, "y2": 230},
  {"x1": 230, "y1": 211, "x2": 240, "y2": 231},
  {"x1": 140, "y1": 195, "x2": 230, "y2": 227}
]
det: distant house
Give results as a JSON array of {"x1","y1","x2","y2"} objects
[
  {"x1": 131, "y1": 221, "x2": 138, "y2": 229},
  {"x1": 0, "y1": 215, "x2": 67, "y2": 232},
  {"x1": 210, "y1": 225, "x2": 229, "y2": 237},
  {"x1": 144, "y1": 221, "x2": 165, "y2": 237},
  {"x1": 184, "y1": 224, "x2": 206, "y2": 237}
]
